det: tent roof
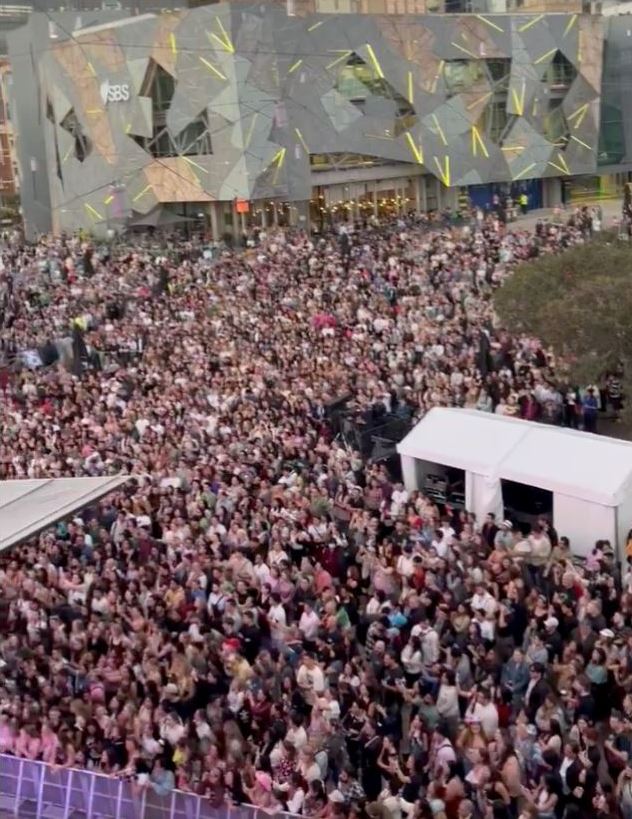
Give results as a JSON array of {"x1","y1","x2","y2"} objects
[
  {"x1": 396, "y1": 408, "x2": 529, "y2": 476},
  {"x1": 397, "y1": 408, "x2": 632, "y2": 507},
  {"x1": 500, "y1": 426, "x2": 632, "y2": 506},
  {"x1": 0, "y1": 476, "x2": 128, "y2": 553}
]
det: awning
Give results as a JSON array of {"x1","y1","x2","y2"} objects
[{"x1": 0, "y1": 476, "x2": 128, "y2": 553}]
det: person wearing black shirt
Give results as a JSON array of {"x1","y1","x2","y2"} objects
[{"x1": 240, "y1": 611, "x2": 262, "y2": 664}]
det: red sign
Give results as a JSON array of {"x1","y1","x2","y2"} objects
[{"x1": 235, "y1": 199, "x2": 250, "y2": 214}]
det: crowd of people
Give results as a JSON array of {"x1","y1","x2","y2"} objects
[{"x1": 0, "y1": 208, "x2": 630, "y2": 819}]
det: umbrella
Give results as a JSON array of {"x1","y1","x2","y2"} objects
[{"x1": 129, "y1": 206, "x2": 196, "y2": 228}]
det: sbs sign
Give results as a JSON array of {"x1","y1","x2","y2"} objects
[{"x1": 100, "y1": 80, "x2": 130, "y2": 105}]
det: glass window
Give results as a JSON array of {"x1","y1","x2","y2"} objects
[
  {"x1": 543, "y1": 101, "x2": 570, "y2": 146},
  {"x1": 444, "y1": 60, "x2": 485, "y2": 94},
  {"x1": 544, "y1": 51, "x2": 577, "y2": 89}
]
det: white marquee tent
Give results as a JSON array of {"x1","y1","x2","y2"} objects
[
  {"x1": 396, "y1": 408, "x2": 632, "y2": 557},
  {"x1": 0, "y1": 476, "x2": 128, "y2": 554}
]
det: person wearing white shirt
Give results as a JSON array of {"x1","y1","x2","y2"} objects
[
  {"x1": 436, "y1": 670, "x2": 460, "y2": 729},
  {"x1": 366, "y1": 593, "x2": 387, "y2": 616},
  {"x1": 298, "y1": 602, "x2": 321, "y2": 642},
  {"x1": 413, "y1": 622, "x2": 440, "y2": 665},
  {"x1": 396, "y1": 547, "x2": 414, "y2": 579},
  {"x1": 268, "y1": 596, "x2": 287, "y2": 640},
  {"x1": 391, "y1": 483, "x2": 409, "y2": 516},
  {"x1": 286, "y1": 714, "x2": 308, "y2": 750},
  {"x1": 296, "y1": 656, "x2": 325, "y2": 705},
  {"x1": 286, "y1": 781, "x2": 305, "y2": 814},
  {"x1": 470, "y1": 585, "x2": 498, "y2": 617},
  {"x1": 465, "y1": 691, "x2": 498, "y2": 738},
  {"x1": 379, "y1": 781, "x2": 415, "y2": 819},
  {"x1": 400, "y1": 636, "x2": 424, "y2": 677},
  {"x1": 254, "y1": 557, "x2": 272, "y2": 587},
  {"x1": 432, "y1": 531, "x2": 449, "y2": 559}
]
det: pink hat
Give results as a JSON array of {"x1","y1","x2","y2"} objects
[{"x1": 255, "y1": 771, "x2": 272, "y2": 792}]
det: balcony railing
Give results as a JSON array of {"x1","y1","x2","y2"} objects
[{"x1": 0, "y1": 754, "x2": 298, "y2": 819}]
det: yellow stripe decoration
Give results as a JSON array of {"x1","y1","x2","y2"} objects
[
  {"x1": 326, "y1": 50, "x2": 353, "y2": 70},
  {"x1": 547, "y1": 159, "x2": 570, "y2": 175},
  {"x1": 245, "y1": 113, "x2": 258, "y2": 149},
  {"x1": 513, "y1": 162, "x2": 537, "y2": 181},
  {"x1": 86, "y1": 109, "x2": 102, "y2": 116},
  {"x1": 475, "y1": 14, "x2": 504, "y2": 32},
  {"x1": 199, "y1": 56, "x2": 227, "y2": 80},
  {"x1": 510, "y1": 79, "x2": 526, "y2": 116},
  {"x1": 534, "y1": 47, "x2": 557, "y2": 65},
  {"x1": 272, "y1": 147, "x2": 286, "y2": 185},
  {"x1": 103, "y1": 194, "x2": 114, "y2": 205},
  {"x1": 570, "y1": 134, "x2": 591, "y2": 150},
  {"x1": 407, "y1": 71, "x2": 414, "y2": 106},
  {"x1": 501, "y1": 145, "x2": 525, "y2": 152},
  {"x1": 556, "y1": 152, "x2": 570, "y2": 174},
  {"x1": 365, "y1": 44, "x2": 384, "y2": 79},
  {"x1": 288, "y1": 59, "x2": 303, "y2": 74},
  {"x1": 405, "y1": 132, "x2": 424, "y2": 164},
  {"x1": 87, "y1": 61, "x2": 96, "y2": 76},
  {"x1": 433, "y1": 155, "x2": 450, "y2": 187},
  {"x1": 125, "y1": 123, "x2": 132, "y2": 134},
  {"x1": 432, "y1": 113, "x2": 448, "y2": 146},
  {"x1": 183, "y1": 156, "x2": 208, "y2": 174},
  {"x1": 568, "y1": 102, "x2": 589, "y2": 129},
  {"x1": 133, "y1": 185, "x2": 152, "y2": 202},
  {"x1": 471, "y1": 125, "x2": 489, "y2": 159},
  {"x1": 307, "y1": 21, "x2": 323, "y2": 31},
  {"x1": 451, "y1": 41, "x2": 478, "y2": 59},
  {"x1": 518, "y1": 14, "x2": 544, "y2": 32},
  {"x1": 84, "y1": 203, "x2": 103, "y2": 221},
  {"x1": 295, "y1": 128, "x2": 309, "y2": 153},
  {"x1": 169, "y1": 33, "x2": 177, "y2": 55},
  {"x1": 430, "y1": 60, "x2": 445, "y2": 94},
  {"x1": 564, "y1": 14, "x2": 578, "y2": 36},
  {"x1": 62, "y1": 145, "x2": 73, "y2": 163},
  {"x1": 212, "y1": 17, "x2": 235, "y2": 53},
  {"x1": 467, "y1": 91, "x2": 492, "y2": 110}
]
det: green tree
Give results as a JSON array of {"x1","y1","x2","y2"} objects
[{"x1": 494, "y1": 234, "x2": 632, "y2": 408}]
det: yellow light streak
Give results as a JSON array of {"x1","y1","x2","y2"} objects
[
  {"x1": 199, "y1": 56, "x2": 227, "y2": 80},
  {"x1": 405, "y1": 132, "x2": 424, "y2": 164},
  {"x1": 365, "y1": 44, "x2": 384, "y2": 79},
  {"x1": 475, "y1": 14, "x2": 504, "y2": 32},
  {"x1": 518, "y1": 14, "x2": 543, "y2": 31},
  {"x1": 513, "y1": 162, "x2": 537, "y2": 180},
  {"x1": 133, "y1": 185, "x2": 152, "y2": 202}
]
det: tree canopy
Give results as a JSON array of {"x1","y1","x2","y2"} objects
[{"x1": 494, "y1": 234, "x2": 632, "y2": 391}]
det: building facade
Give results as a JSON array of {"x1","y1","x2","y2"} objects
[
  {"x1": 0, "y1": 59, "x2": 18, "y2": 201},
  {"x1": 7, "y1": 5, "x2": 617, "y2": 235}
]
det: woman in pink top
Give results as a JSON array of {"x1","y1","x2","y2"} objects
[
  {"x1": 41, "y1": 721, "x2": 60, "y2": 765},
  {"x1": 15, "y1": 725, "x2": 41, "y2": 760},
  {"x1": 0, "y1": 714, "x2": 15, "y2": 753}
]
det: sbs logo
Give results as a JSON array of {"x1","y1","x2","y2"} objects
[{"x1": 100, "y1": 79, "x2": 130, "y2": 105}]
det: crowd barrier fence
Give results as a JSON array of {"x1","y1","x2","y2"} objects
[{"x1": 0, "y1": 754, "x2": 296, "y2": 819}]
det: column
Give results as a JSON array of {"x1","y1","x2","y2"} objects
[
  {"x1": 272, "y1": 201, "x2": 279, "y2": 227},
  {"x1": 293, "y1": 200, "x2": 311, "y2": 231},
  {"x1": 372, "y1": 181, "x2": 378, "y2": 217},
  {"x1": 208, "y1": 202, "x2": 220, "y2": 241},
  {"x1": 401, "y1": 455, "x2": 418, "y2": 492},
  {"x1": 260, "y1": 202, "x2": 268, "y2": 229}
]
